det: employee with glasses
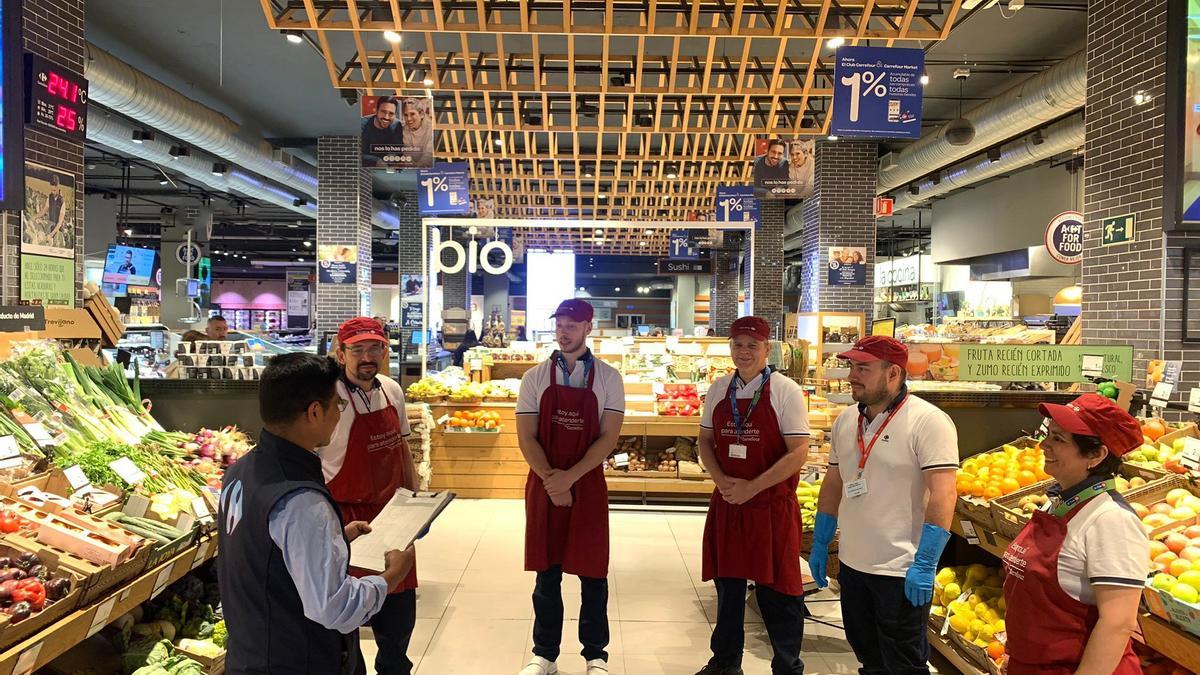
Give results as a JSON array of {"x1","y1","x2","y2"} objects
[{"x1": 319, "y1": 317, "x2": 421, "y2": 675}]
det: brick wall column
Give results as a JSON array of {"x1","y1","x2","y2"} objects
[
  {"x1": 746, "y1": 200, "x2": 786, "y2": 337},
  {"x1": 394, "y1": 194, "x2": 423, "y2": 343},
  {"x1": 799, "y1": 140, "x2": 878, "y2": 323},
  {"x1": 1, "y1": 0, "x2": 86, "y2": 305},
  {"x1": 315, "y1": 136, "x2": 373, "y2": 338},
  {"x1": 1082, "y1": 0, "x2": 1200, "y2": 416},
  {"x1": 709, "y1": 248, "x2": 740, "y2": 335}
]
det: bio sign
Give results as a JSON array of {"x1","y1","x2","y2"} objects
[
  {"x1": 431, "y1": 228, "x2": 513, "y2": 276},
  {"x1": 417, "y1": 162, "x2": 471, "y2": 216},
  {"x1": 831, "y1": 46, "x2": 924, "y2": 139},
  {"x1": 958, "y1": 344, "x2": 1133, "y2": 383},
  {"x1": 1045, "y1": 211, "x2": 1084, "y2": 265}
]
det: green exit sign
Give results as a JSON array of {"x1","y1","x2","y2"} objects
[{"x1": 1101, "y1": 214, "x2": 1135, "y2": 247}]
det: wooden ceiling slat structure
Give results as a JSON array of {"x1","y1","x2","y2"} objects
[{"x1": 260, "y1": 0, "x2": 964, "y2": 222}]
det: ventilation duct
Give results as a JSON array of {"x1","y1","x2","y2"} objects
[
  {"x1": 891, "y1": 113, "x2": 1084, "y2": 211},
  {"x1": 88, "y1": 108, "x2": 319, "y2": 219},
  {"x1": 878, "y1": 50, "x2": 1085, "y2": 193}
]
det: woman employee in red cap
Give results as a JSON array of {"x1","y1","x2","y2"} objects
[
  {"x1": 1001, "y1": 393, "x2": 1148, "y2": 674},
  {"x1": 516, "y1": 299, "x2": 625, "y2": 675},
  {"x1": 322, "y1": 317, "x2": 420, "y2": 675},
  {"x1": 697, "y1": 316, "x2": 810, "y2": 675}
]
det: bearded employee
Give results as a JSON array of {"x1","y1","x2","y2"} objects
[
  {"x1": 697, "y1": 316, "x2": 809, "y2": 675},
  {"x1": 809, "y1": 336, "x2": 959, "y2": 675},
  {"x1": 516, "y1": 299, "x2": 625, "y2": 675},
  {"x1": 320, "y1": 317, "x2": 420, "y2": 675}
]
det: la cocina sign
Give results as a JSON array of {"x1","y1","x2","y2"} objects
[{"x1": 431, "y1": 228, "x2": 514, "y2": 275}]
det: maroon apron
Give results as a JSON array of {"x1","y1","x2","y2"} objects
[
  {"x1": 701, "y1": 374, "x2": 805, "y2": 596},
  {"x1": 1002, "y1": 503, "x2": 1140, "y2": 674},
  {"x1": 326, "y1": 386, "x2": 418, "y2": 593},
  {"x1": 524, "y1": 358, "x2": 609, "y2": 579}
]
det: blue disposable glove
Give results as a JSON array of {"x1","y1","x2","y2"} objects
[
  {"x1": 809, "y1": 512, "x2": 838, "y2": 588},
  {"x1": 904, "y1": 523, "x2": 952, "y2": 607}
]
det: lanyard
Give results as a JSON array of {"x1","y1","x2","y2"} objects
[
  {"x1": 555, "y1": 352, "x2": 593, "y2": 389},
  {"x1": 855, "y1": 394, "x2": 909, "y2": 477},
  {"x1": 728, "y1": 368, "x2": 771, "y2": 443},
  {"x1": 1051, "y1": 478, "x2": 1115, "y2": 518}
]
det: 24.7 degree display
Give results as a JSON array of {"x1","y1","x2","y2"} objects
[{"x1": 24, "y1": 53, "x2": 88, "y2": 141}]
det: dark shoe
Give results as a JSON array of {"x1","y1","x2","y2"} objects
[{"x1": 694, "y1": 667, "x2": 744, "y2": 675}]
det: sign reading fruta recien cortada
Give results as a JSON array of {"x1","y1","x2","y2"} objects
[{"x1": 431, "y1": 228, "x2": 514, "y2": 275}]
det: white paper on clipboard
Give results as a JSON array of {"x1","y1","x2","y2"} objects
[{"x1": 349, "y1": 489, "x2": 456, "y2": 573}]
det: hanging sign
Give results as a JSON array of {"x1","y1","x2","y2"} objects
[
  {"x1": 1044, "y1": 211, "x2": 1084, "y2": 265},
  {"x1": 360, "y1": 95, "x2": 434, "y2": 169},
  {"x1": 402, "y1": 302, "x2": 424, "y2": 328},
  {"x1": 958, "y1": 344, "x2": 1134, "y2": 383},
  {"x1": 714, "y1": 185, "x2": 759, "y2": 224},
  {"x1": 317, "y1": 245, "x2": 358, "y2": 284},
  {"x1": 417, "y1": 162, "x2": 471, "y2": 216},
  {"x1": 874, "y1": 197, "x2": 894, "y2": 218},
  {"x1": 831, "y1": 46, "x2": 924, "y2": 139},
  {"x1": 669, "y1": 230, "x2": 699, "y2": 260},
  {"x1": 657, "y1": 259, "x2": 712, "y2": 274}
]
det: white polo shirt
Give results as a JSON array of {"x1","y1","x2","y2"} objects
[
  {"x1": 516, "y1": 353, "x2": 625, "y2": 420},
  {"x1": 700, "y1": 370, "x2": 810, "y2": 439},
  {"x1": 829, "y1": 391, "x2": 959, "y2": 577},
  {"x1": 318, "y1": 374, "x2": 412, "y2": 483},
  {"x1": 1044, "y1": 488, "x2": 1148, "y2": 604}
]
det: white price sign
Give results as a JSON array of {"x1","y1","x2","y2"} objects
[
  {"x1": 1081, "y1": 355, "x2": 1105, "y2": 379},
  {"x1": 192, "y1": 497, "x2": 214, "y2": 524},
  {"x1": 613, "y1": 452, "x2": 630, "y2": 468},
  {"x1": 1152, "y1": 382, "x2": 1174, "y2": 408},
  {"x1": 12, "y1": 641, "x2": 42, "y2": 675},
  {"x1": 63, "y1": 464, "x2": 91, "y2": 490},
  {"x1": 87, "y1": 596, "x2": 118, "y2": 638},
  {"x1": 109, "y1": 457, "x2": 147, "y2": 485},
  {"x1": 1189, "y1": 387, "x2": 1200, "y2": 414},
  {"x1": 959, "y1": 519, "x2": 980, "y2": 546},
  {"x1": 1180, "y1": 438, "x2": 1200, "y2": 471},
  {"x1": 0, "y1": 435, "x2": 20, "y2": 460}
]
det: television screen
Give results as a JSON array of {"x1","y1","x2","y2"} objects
[{"x1": 102, "y1": 245, "x2": 156, "y2": 286}]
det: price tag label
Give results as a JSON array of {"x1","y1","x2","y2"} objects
[
  {"x1": 1180, "y1": 438, "x2": 1200, "y2": 471},
  {"x1": 613, "y1": 452, "x2": 630, "y2": 468},
  {"x1": 1152, "y1": 382, "x2": 1174, "y2": 408},
  {"x1": 191, "y1": 497, "x2": 214, "y2": 524},
  {"x1": 0, "y1": 436, "x2": 20, "y2": 460},
  {"x1": 468, "y1": 358, "x2": 483, "y2": 371},
  {"x1": 109, "y1": 457, "x2": 147, "y2": 485},
  {"x1": 959, "y1": 518, "x2": 980, "y2": 546},
  {"x1": 802, "y1": 470, "x2": 822, "y2": 484},
  {"x1": 22, "y1": 422, "x2": 52, "y2": 446},
  {"x1": 49, "y1": 432, "x2": 68, "y2": 447},
  {"x1": 87, "y1": 596, "x2": 118, "y2": 638},
  {"x1": 119, "y1": 587, "x2": 133, "y2": 602},
  {"x1": 191, "y1": 539, "x2": 212, "y2": 570},
  {"x1": 150, "y1": 564, "x2": 174, "y2": 599},
  {"x1": 436, "y1": 414, "x2": 450, "y2": 425},
  {"x1": 63, "y1": 464, "x2": 91, "y2": 490},
  {"x1": 1035, "y1": 419, "x2": 1049, "y2": 440},
  {"x1": 1188, "y1": 388, "x2": 1200, "y2": 415},
  {"x1": 7, "y1": 388, "x2": 24, "y2": 403},
  {"x1": 12, "y1": 641, "x2": 43, "y2": 675},
  {"x1": 1081, "y1": 355, "x2": 1105, "y2": 378}
]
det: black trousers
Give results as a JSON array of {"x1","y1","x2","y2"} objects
[
  {"x1": 353, "y1": 589, "x2": 417, "y2": 675},
  {"x1": 532, "y1": 565, "x2": 610, "y2": 662},
  {"x1": 838, "y1": 564, "x2": 931, "y2": 675},
  {"x1": 709, "y1": 578, "x2": 806, "y2": 675}
]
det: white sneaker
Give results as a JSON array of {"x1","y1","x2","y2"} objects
[
  {"x1": 586, "y1": 659, "x2": 609, "y2": 675},
  {"x1": 519, "y1": 656, "x2": 558, "y2": 675}
]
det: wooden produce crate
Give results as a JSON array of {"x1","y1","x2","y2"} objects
[
  {"x1": 7, "y1": 471, "x2": 124, "y2": 516},
  {"x1": 956, "y1": 437, "x2": 1041, "y2": 531},
  {"x1": 949, "y1": 629, "x2": 1002, "y2": 675},
  {"x1": 6, "y1": 532, "x2": 150, "y2": 606},
  {"x1": 1119, "y1": 461, "x2": 1170, "y2": 485},
  {"x1": 177, "y1": 643, "x2": 226, "y2": 675},
  {"x1": 1143, "y1": 579, "x2": 1200, "y2": 639},
  {"x1": 0, "y1": 541, "x2": 86, "y2": 650},
  {"x1": 990, "y1": 480, "x2": 1055, "y2": 541}
]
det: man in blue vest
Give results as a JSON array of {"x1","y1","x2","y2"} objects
[{"x1": 218, "y1": 353, "x2": 415, "y2": 674}]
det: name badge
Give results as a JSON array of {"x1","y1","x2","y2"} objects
[
  {"x1": 728, "y1": 444, "x2": 748, "y2": 460},
  {"x1": 845, "y1": 478, "x2": 869, "y2": 499}
]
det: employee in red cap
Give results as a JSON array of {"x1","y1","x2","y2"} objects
[
  {"x1": 696, "y1": 316, "x2": 810, "y2": 675},
  {"x1": 810, "y1": 335, "x2": 959, "y2": 675},
  {"x1": 320, "y1": 317, "x2": 419, "y2": 675},
  {"x1": 516, "y1": 299, "x2": 625, "y2": 675},
  {"x1": 1001, "y1": 394, "x2": 1147, "y2": 674}
]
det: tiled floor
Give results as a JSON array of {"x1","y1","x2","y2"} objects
[{"x1": 361, "y1": 499, "x2": 948, "y2": 675}]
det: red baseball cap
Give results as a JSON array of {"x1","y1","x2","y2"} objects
[
  {"x1": 1038, "y1": 393, "x2": 1142, "y2": 457},
  {"x1": 730, "y1": 316, "x2": 771, "y2": 342},
  {"x1": 839, "y1": 335, "x2": 909, "y2": 370},
  {"x1": 550, "y1": 299, "x2": 594, "y2": 322},
  {"x1": 338, "y1": 317, "x2": 387, "y2": 346}
]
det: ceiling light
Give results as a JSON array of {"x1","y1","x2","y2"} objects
[
  {"x1": 382, "y1": 30, "x2": 402, "y2": 44},
  {"x1": 595, "y1": 228, "x2": 603, "y2": 234},
  {"x1": 283, "y1": 30, "x2": 303, "y2": 44},
  {"x1": 639, "y1": 241, "x2": 647, "y2": 246},
  {"x1": 585, "y1": 171, "x2": 593, "y2": 178},
  {"x1": 494, "y1": 137, "x2": 504, "y2": 147},
  {"x1": 827, "y1": 135, "x2": 839, "y2": 141},
  {"x1": 211, "y1": 162, "x2": 227, "y2": 176},
  {"x1": 614, "y1": 287, "x2": 621, "y2": 292},
  {"x1": 297, "y1": 258, "x2": 305, "y2": 262},
  {"x1": 423, "y1": 77, "x2": 434, "y2": 86},
  {"x1": 578, "y1": 286, "x2": 586, "y2": 291},
  {"x1": 665, "y1": 170, "x2": 677, "y2": 179},
  {"x1": 920, "y1": 73, "x2": 930, "y2": 86},
  {"x1": 131, "y1": 129, "x2": 154, "y2": 144},
  {"x1": 646, "y1": 229, "x2": 655, "y2": 234},
  {"x1": 124, "y1": 228, "x2": 132, "y2": 236},
  {"x1": 598, "y1": 194, "x2": 607, "y2": 199},
  {"x1": 303, "y1": 241, "x2": 312, "y2": 247},
  {"x1": 1133, "y1": 90, "x2": 1151, "y2": 106},
  {"x1": 168, "y1": 145, "x2": 190, "y2": 160},
  {"x1": 825, "y1": 36, "x2": 845, "y2": 49}
]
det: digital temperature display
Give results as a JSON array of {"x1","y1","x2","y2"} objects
[{"x1": 25, "y1": 53, "x2": 87, "y2": 141}]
